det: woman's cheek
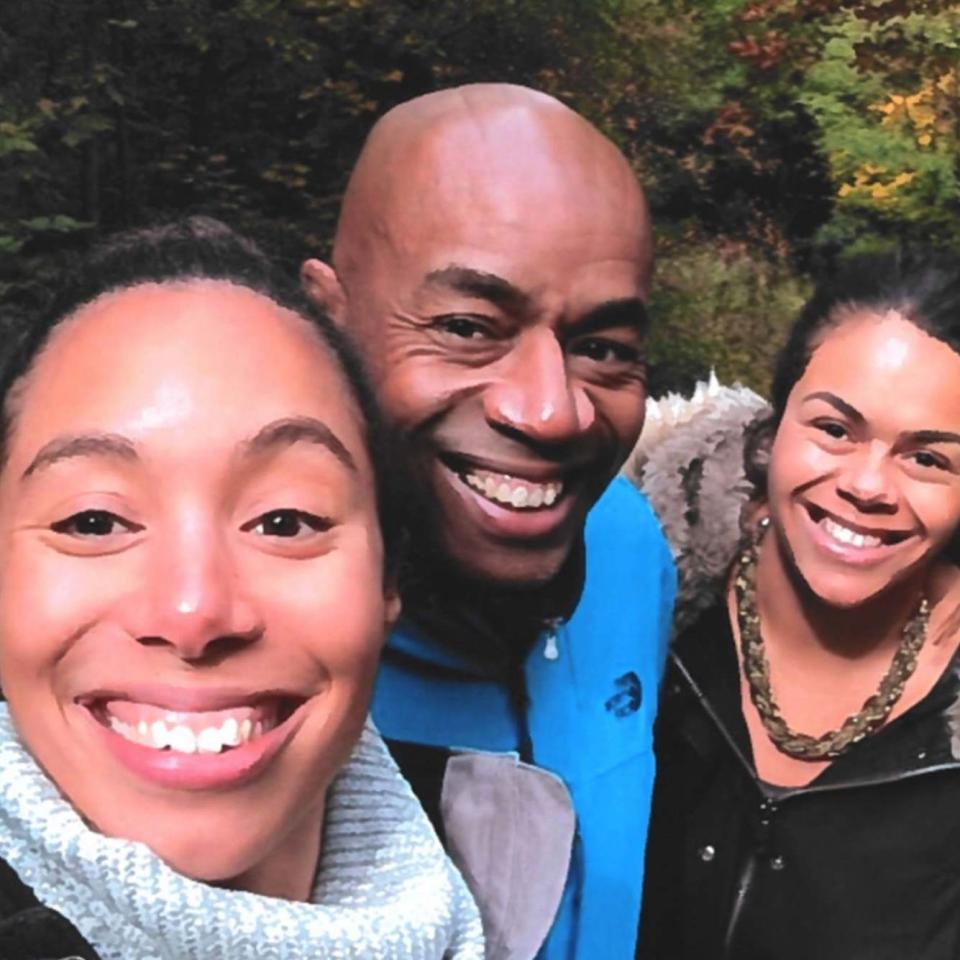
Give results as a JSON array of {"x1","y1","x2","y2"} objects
[
  {"x1": 770, "y1": 431, "x2": 831, "y2": 499},
  {"x1": 908, "y1": 482, "x2": 960, "y2": 549},
  {"x1": 252, "y1": 537, "x2": 388, "y2": 668},
  {"x1": 0, "y1": 543, "x2": 132, "y2": 669}
]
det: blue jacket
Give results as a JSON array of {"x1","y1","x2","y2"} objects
[{"x1": 373, "y1": 476, "x2": 676, "y2": 958}]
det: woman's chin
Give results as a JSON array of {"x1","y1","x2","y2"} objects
[
  {"x1": 100, "y1": 811, "x2": 289, "y2": 889},
  {"x1": 795, "y1": 563, "x2": 922, "y2": 612},
  {"x1": 141, "y1": 832, "x2": 260, "y2": 885}
]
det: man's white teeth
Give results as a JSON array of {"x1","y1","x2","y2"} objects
[
  {"x1": 463, "y1": 470, "x2": 563, "y2": 509},
  {"x1": 822, "y1": 517, "x2": 883, "y2": 549},
  {"x1": 108, "y1": 714, "x2": 268, "y2": 754}
]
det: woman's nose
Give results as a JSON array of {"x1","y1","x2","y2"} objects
[
  {"x1": 131, "y1": 526, "x2": 262, "y2": 661},
  {"x1": 837, "y1": 443, "x2": 898, "y2": 511}
]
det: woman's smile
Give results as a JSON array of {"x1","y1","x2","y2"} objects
[
  {"x1": 799, "y1": 500, "x2": 917, "y2": 566},
  {"x1": 77, "y1": 689, "x2": 312, "y2": 792},
  {"x1": 0, "y1": 279, "x2": 395, "y2": 886}
]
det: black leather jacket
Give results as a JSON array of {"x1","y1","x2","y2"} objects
[
  {"x1": 0, "y1": 858, "x2": 99, "y2": 960},
  {"x1": 639, "y1": 603, "x2": 960, "y2": 960}
]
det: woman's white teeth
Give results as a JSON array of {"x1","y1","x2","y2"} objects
[
  {"x1": 221, "y1": 716, "x2": 241, "y2": 747},
  {"x1": 463, "y1": 470, "x2": 562, "y2": 509},
  {"x1": 822, "y1": 517, "x2": 883, "y2": 549},
  {"x1": 168, "y1": 725, "x2": 197, "y2": 754},
  {"x1": 108, "y1": 713, "x2": 270, "y2": 754}
]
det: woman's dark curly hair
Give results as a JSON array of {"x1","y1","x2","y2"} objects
[
  {"x1": 745, "y1": 250, "x2": 960, "y2": 506},
  {"x1": 0, "y1": 216, "x2": 403, "y2": 578}
]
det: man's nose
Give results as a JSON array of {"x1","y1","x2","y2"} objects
[
  {"x1": 130, "y1": 526, "x2": 262, "y2": 661},
  {"x1": 483, "y1": 329, "x2": 595, "y2": 444},
  {"x1": 837, "y1": 443, "x2": 898, "y2": 511}
]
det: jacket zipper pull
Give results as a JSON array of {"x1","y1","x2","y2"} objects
[{"x1": 543, "y1": 621, "x2": 561, "y2": 660}]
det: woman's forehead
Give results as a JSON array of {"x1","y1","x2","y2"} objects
[
  {"x1": 797, "y1": 311, "x2": 960, "y2": 428},
  {"x1": 6, "y1": 280, "x2": 367, "y2": 468}
]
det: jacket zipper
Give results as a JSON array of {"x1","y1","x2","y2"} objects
[{"x1": 672, "y1": 649, "x2": 960, "y2": 954}]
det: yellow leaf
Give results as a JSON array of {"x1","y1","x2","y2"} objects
[
  {"x1": 907, "y1": 104, "x2": 936, "y2": 128},
  {"x1": 917, "y1": 133, "x2": 933, "y2": 146}
]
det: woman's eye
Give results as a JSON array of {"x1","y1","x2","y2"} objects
[
  {"x1": 50, "y1": 509, "x2": 142, "y2": 538},
  {"x1": 434, "y1": 315, "x2": 491, "y2": 340},
  {"x1": 816, "y1": 421, "x2": 848, "y2": 440},
  {"x1": 910, "y1": 450, "x2": 948, "y2": 471},
  {"x1": 242, "y1": 509, "x2": 332, "y2": 539},
  {"x1": 569, "y1": 337, "x2": 641, "y2": 365}
]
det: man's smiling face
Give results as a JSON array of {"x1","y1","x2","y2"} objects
[{"x1": 329, "y1": 97, "x2": 652, "y2": 586}]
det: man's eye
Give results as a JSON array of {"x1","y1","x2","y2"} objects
[
  {"x1": 242, "y1": 509, "x2": 332, "y2": 539},
  {"x1": 434, "y1": 315, "x2": 491, "y2": 340},
  {"x1": 569, "y1": 338, "x2": 641, "y2": 364},
  {"x1": 50, "y1": 510, "x2": 142, "y2": 538}
]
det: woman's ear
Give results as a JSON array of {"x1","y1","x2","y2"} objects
[{"x1": 301, "y1": 259, "x2": 348, "y2": 326}]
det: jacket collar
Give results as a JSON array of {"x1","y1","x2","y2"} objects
[
  {"x1": 394, "y1": 534, "x2": 586, "y2": 680},
  {"x1": 673, "y1": 603, "x2": 960, "y2": 795}
]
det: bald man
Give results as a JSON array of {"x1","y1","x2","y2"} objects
[{"x1": 303, "y1": 84, "x2": 675, "y2": 959}]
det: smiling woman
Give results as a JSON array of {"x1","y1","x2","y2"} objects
[
  {"x1": 639, "y1": 253, "x2": 960, "y2": 960},
  {"x1": 0, "y1": 218, "x2": 482, "y2": 959}
]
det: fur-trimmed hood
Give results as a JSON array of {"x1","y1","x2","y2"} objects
[{"x1": 624, "y1": 373, "x2": 769, "y2": 632}]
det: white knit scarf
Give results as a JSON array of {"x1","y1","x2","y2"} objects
[{"x1": 0, "y1": 705, "x2": 483, "y2": 959}]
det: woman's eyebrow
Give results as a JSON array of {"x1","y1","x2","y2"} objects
[
  {"x1": 902, "y1": 429, "x2": 960, "y2": 446},
  {"x1": 801, "y1": 391, "x2": 864, "y2": 424},
  {"x1": 242, "y1": 417, "x2": 357, "y2": 472},
  {"x1": 22, "y1": 433, "x2": 138, "y2": 480}
]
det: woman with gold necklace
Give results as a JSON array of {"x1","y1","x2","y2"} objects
[{"x1": 638, "y1": 253, "x2": 960, "y2": 960}]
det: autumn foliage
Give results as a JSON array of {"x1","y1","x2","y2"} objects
[{"x1": 1, "y1": 0, "x2": 957, "y2": 393}]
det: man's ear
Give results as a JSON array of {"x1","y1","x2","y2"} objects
[
  {"x1": 301, "y1": 258, "x2": 348, "y2": 326},
  {"x1": 384, "y1": 582, "x2": 402, "y2": 631}
]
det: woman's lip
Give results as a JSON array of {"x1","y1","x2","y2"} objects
[
  {"x1": 75, "y1": 682, "x2": 302, "y2": 713},
  {"x1": 804, "y1": 502, "x2": 912, "y2": 541},
  {"x1": 80, "y1": 697, "x2": 309, "y2": 792},
  {"x1": 800, "y1": 501, "x2": 915, "y2": 567}
]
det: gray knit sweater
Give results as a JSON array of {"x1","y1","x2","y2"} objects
[{"x1": 0, "y1": 706, "x2": 483, "y2": 959}]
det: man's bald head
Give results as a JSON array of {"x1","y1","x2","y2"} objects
[
  {"x1": 331, "y1": 84, "x2": 651, "y2": 293},
  {"x1": 303, "y1": 84, "x2": 654, "y2": 588}
]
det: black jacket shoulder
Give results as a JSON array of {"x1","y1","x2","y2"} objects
[{"x1": 0, "y1": 857, "x2": 100, "y2": 960}]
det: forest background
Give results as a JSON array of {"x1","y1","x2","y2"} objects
[{"x1": 2, "y1": 0, "x2": 958, "y2": 396}]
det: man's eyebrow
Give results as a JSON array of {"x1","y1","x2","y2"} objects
[
  {"x1": 23, "y1": 433, "x2": 138, "y2": 480},
  {"x1": 423, "y1": 265, "x2": 529, "y2": 312},
  {"x1": 801, "y1": 391, "x2": 864, "y2": 424},
  {"x1": 243, "y1": 417, "x2": 357, "y2": 472},
  {"x1": 571, "y1": 298, "x2": 649, "y2": 336}
]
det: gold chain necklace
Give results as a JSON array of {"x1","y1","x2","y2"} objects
[{"x1": 734, "y1": 517, "x2": 930, "y2": 761}]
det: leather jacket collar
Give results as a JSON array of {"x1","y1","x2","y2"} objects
[{"x1": 672, "y1": 603, "x2": 960, "y2": 797}]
